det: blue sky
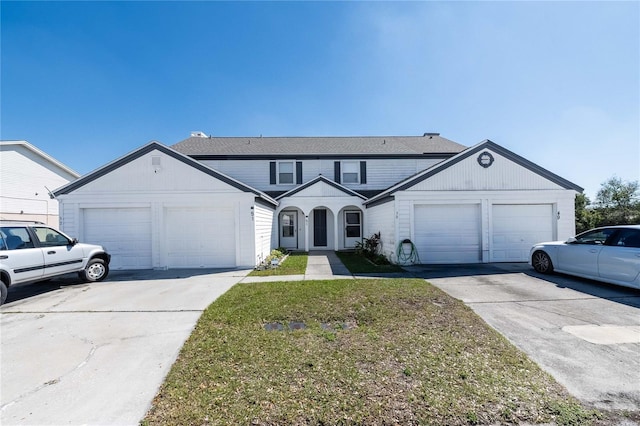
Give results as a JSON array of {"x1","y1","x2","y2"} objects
[{"x1": 2, "y1": 1, "x2": 638, "y2": 200}]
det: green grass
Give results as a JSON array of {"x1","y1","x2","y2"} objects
[
  {"x1": 336, "y1": 251, "x2": 405, "y2": 274},
  {"x1": 142, "y1": 278, "x2": 602, "y2": 425},
  {"x1": 248, "y1": 251, "x2": 308, "y2": 276}
]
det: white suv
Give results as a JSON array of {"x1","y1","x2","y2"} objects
[{"x1": 0, "y1": 221, "x2": 111, "y2": 305}]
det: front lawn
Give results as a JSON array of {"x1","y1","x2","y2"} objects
[
  {"x1": 143, "y1": 278, "x2": 600, "y2": 425},
  {"x1": 248, "y1": 251, "x2": 308, "y2": 276},
  {"x1": 336, "y1": 251, "x2": 405, "y2": 274}
]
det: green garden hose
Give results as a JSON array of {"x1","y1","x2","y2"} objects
[{"x1": 396, "y1": 239, "x2": 420, "y2": 264}]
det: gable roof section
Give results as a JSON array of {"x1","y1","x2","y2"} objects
[
  {"x1": 0, "y1": 140, "x2": 80, "y2": 178},
  {"x1": 364, "y1": 140, "x2": 583, "y2": 206},
  {"x1": 172, "y1": 134, "x2": 466, "y2": 159},
  {"x1": 53, "y1": 141, "x2": 278, "y2": 206},
  {"x1": 275, "y1": 175, "x2": 367, "y2": 201}
]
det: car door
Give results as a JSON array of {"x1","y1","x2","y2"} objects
[
  {"x1": 556, "y1": 228, "x2": 615, "y2": 277},
  {"x1": 0, "y1": 226, "x2": 44, "y2": 284},
  {"x1": 598, "y1": 229, "x2": 640, "y2": 284},
  {"x1": 32, "y1": 226, "x2": 85, "y2": 277}
]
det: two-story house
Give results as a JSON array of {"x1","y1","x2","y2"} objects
[
  {"x1": 1, "y1": 141, "x2": 80, "y2": 227},
  {"x1": 53, "y1": 132, "x2": 582, "y2": 270}
]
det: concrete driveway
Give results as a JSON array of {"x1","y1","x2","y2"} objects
[
  {"x1": 0, "y1": 268, "x2": 248, "y2": 426},
  {"x1": 409, "y1": 263, "x2": 640, "y2": 412}
]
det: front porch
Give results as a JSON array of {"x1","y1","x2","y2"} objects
[{"x1": 273, "y1": 175, "x2": 368, "y2": 252}]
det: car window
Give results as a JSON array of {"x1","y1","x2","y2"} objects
[
  {"x1": 610, "y1": 229, "x2": 640, "y2": 248},
  {"x1": 33, "y1": 227, "x2": 71, "y2": 247},
  {"x1": 573, "y1": 228, "x2": 616, "y2": 245},
  {"x1": 0, "y1": 227, "x2": 35, "y2": 250}
]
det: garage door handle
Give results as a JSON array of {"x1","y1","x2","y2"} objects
[{"x1": 47, "y1": 251, "x2": 56, "y2": 255}]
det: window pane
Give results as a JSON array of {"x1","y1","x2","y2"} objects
[
  {"x1": 279, "y1": 173, "x2": 294, "y2": 184},
  {"x1": 283, "y1": 225, "x2": 295, "y2": 237},
  {"x1": 34, "y1": 227, "x2": 70, "y2": 246},
  {"x1": 343, "y1": 162, "x2": 358, "y2": 173},
  {"x1": 1, "y1": 227, "x2": 34, "y2": 250},
  {"x1": 342, "y1": 162, "x2": 359, "y2": 184},
  {"x1": 576, "y1": 229, "x2": 613, "y2": 245},
  {"x1": 279, "y1": 162, "x2": 293, "y2": 173},
  {"x1": 346, "y1": 212, "x2": 360, "y2": 224},
  {"x1": 278, "y1": 162, "x2": 294, "y2": 184},
  {"x1": 346, "y1": 226, "x2": 361, "y2": 238},
  {"x1": 343, "y1": 173, "x2": 358, "y2": 183}
]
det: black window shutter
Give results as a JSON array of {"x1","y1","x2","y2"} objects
[
  {"x1": 296, "y1": 161, "x2": 303, "y2": 184},
  {"x1": 270, "y1": 162, "x2": 276, "y2": 184},
  {"x1": 360, "y1": 161, "x2": 367, "y2": 184},
  {"x1": 334, "y1": 161, "x2": 341, "y2": 183}
]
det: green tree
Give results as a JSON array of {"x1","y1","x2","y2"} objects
[
  {"x1": 574, "y1": 193, "x2": 599, "y2": 233},
  {"x1": 593, "y1": 177, "x2": 639, "y2": 226}
]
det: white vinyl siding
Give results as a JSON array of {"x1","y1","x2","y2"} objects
[
  {"x1": 254, "y1": 203, "x2": 274, "y2": 265},
  {"x1": 0, "y1": 144, "x2": 77, "y2": 226},
  {"x1": 491, "y1": 204, "x2": 554, "y2": 262},
  {"x1": 414, "y1": 204, "x2": 482, "y2": 263},
  {"x1": 83, "y1": 207, "x2": 153, "y2": 269},
  {"x1": 200, "y1": 158, "x2": 445, "y2": 192},
  {"x1": 365, "y1": 200, "x2": 396, "y2": 261}
]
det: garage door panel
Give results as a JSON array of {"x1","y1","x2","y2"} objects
[
  {"x1": 492, "y1": 204, "x2": 553, "y2": 262},
  {"x1": 165, "y1": 207, "x2": 236, "y2": 268},
  {"x1": 83, "y1": 208, "x2": 152, "y2": 270},
  {"x1": 414, "y1": 204, "x2": 481, "y2": 264}
]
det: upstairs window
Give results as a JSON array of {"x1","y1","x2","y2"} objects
[
  {"x1": 278, "y1": 161, "x2": 294, "y2": 184},
  {"x1": 334, "y1": 161, "x2": 367, "y2": 184},
  {"x1": 342, "y1": 161, "x2": 359, "y2": 184}
]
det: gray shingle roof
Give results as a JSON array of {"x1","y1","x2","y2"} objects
[{"x1": 171, "y1": 134, "x2": 466, "y2": 157}]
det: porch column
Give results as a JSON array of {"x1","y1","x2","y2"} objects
[
  {"x1": 334, "y1": 211, "x2": 340, "y2": 251},
  {"x1": 304, "y1": 213, "x2": 309, "y2": 252}
]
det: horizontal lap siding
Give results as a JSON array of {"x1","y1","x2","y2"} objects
[
  {"x1": 254, "y1": 204, "x2": 274, "y2": 265},
  {"x1": 202, "y1": 158, "x2": 443, "y2": 193},
  {"x1": 366, "y1": 201, "x2": 396, "y2": 261}
]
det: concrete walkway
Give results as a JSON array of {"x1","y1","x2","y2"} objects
[{"x1": 241, "y1": 250, "x2": 354, "y2": 283}]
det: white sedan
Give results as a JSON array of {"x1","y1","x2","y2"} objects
[{"x1": 530, "y1": 225, "x2": 640, "y2": 290}]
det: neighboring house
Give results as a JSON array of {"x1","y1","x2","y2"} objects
[
  {"x1": 0, "y1": 141, "x2": 80, "y2": 227},
  {"x1": 53, "y1": 132, "x2": 582, "y2": 270}
]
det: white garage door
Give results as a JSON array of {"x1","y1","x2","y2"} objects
[
  {"x1": 83, "y1": 208, "x2": 152, "y2": 270},
  {"x1": 414, "y1": 204, "x2": 481, "y2": 263},
  {"x1": 165, "y1": 206, "x2": 236, "y2": 268},
  {"x1": 492, "y1": 204, "x2": 553, "y2": 262}
]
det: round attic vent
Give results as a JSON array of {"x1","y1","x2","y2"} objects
[{"x1": 477, "y1": 151, "x2": 494, "y2": 168}]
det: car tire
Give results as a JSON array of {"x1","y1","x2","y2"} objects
[
  {"x1": 532, "y1": 251, "x2": 554, "y2": 274},
  {"x1": 79, "y1": 258, "x2": 109, "y2": 282},
  {"x1": 1, "y1": 279, "x2": 7, "y2": 305}
]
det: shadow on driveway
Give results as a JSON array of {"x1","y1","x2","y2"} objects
[
  {"x1": 4, "y1": 268, "x2": 247, "y2": 306},
  {"x1": 407, "y1": 262, "x2": 640, "y2": 309}
]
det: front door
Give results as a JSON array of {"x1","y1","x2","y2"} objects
[
  {"x1": 344, "y1": 211, "x2": 362, "y2": 248},
  {"x1": 280, "y1": 211, "x2": 298, "y2": 249},
  {"x1": 313, "y1": 209, "x2": 327, "y2": 247}
]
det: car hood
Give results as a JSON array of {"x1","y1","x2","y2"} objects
[{"x1": 532, "y1": 240, "x2": 567, "y2": 247}]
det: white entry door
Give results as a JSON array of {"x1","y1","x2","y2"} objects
[
  {"x1": 279, "y1": 211, "x2": 298, "y2": 249},
  {"x1": 344, "y1": 211, "x2": 362, "y2": 249}
]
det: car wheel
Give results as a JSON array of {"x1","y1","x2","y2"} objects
[
  {"x1": 0, "y1": 279, "x2": 7, "y2": 305},
  {"x1": 79, "y1": 258, "x2": 109, "y2": 282},
  {"x1": 532, "y1": 251, "x2": 554, "y2": 274}
]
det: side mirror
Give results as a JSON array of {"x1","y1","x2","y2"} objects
[
  {"x1": 71, "y1": 238, "x2": 79, "y2": 246},
  {"x1": 566, "y1": 237, "x2": 577, "y2": 244}
]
